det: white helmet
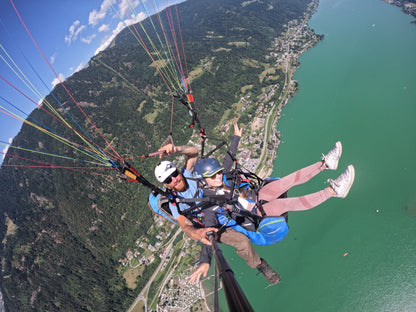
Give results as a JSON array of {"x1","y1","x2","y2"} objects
[{"x1": 154, "y1": 161, "x2": 177, "y2": 183}]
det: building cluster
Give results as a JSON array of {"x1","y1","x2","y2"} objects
[
  {"x1": 235, "y1": 17, "x2": 320, "y2": 173},
  {"x1": 157, "y1": 267, "x2": 205, "y2": 312},
  {"x1": 119, "y1": 219, "x2": 175, "y2": 267},
  {"x1": 210, "y1": 17, "x2": 318, "y2": 170}
]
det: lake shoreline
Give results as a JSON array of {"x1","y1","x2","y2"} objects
[{"x1": 251, "y1": 0, "x2": 322, "y2": 179}]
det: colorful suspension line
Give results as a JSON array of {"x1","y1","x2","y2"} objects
[
  {"x1": 0, "y1": 2, "x2": 133, "y2": 184},
  {"x1": 116, "y1": 0, "x2": 189, "y2": 94},
  {"x1": 1, "y1": 0, "x2": 203, "y2": 188},
  {"x1": 113, "y1": 0, "x2": 205, "y2": 157},
  {"x1": 0, "y1": 37, "x2": 114, "y2": 163},
  {"x1": 0, "y1": 1, "x2": 147, "y2": 184},
  {"x1": 0, "y1": 15, "x2": 113, "y2": 163},
  {"x1": 160, "y1": 0, "x2": 190, "y2": 90},
  {"x1": 148, "y1": 0, "x2": 189, "y2": 90},
  {"x1": 9, "y1": 0, "x2": 122, "y2": 167},
  {"x1": 0, "y1": 144, "x2": 111, "y2": 168},
  {"x1": 0, "y1": 69, "x2": 115, "y2": 164},
  {"x1": 1, "y1": 151, "x2": 119, "y2": 180},
  {"x1": 0, "y1": 80, "x2": 115, "y2": 166}
]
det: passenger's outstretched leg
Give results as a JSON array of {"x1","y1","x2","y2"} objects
[
  {"x1": 258, "y1": 142, "x2": 342, "y2": 202},
  {"x1": 259, "y1": 165, "x2": 355, "y2": 216}
]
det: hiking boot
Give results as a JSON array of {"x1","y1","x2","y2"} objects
[
  {"x1": 322, "y1": 141, "x2": 342, "y2": 170},
  {"x1": 256, "y1": 258, "x2": 280, "y2": 284},
  {"x1": 328, "y1": 165, "x2": 355, "y2": 198}
]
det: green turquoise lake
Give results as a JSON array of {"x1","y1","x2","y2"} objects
[{"x1": 220, "y1": 0, "x2": 416, "y2": 311}]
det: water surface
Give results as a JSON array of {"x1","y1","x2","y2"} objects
[{"x1": 222, "y1": 0, "x2": 416, "y2": 310}]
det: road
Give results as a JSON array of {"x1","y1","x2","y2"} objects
[
  {"x1": 255, "y1": 59, "x2": 292, "y2": 178},
  {"x1": 127, "y1": 228, "x2": 183, "y2": 312}
]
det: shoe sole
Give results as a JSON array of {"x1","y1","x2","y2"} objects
[
  {"x1": 332, "y1": 141, "x2": 342, "y2": 170},
  {"x1": 339, "y1": 165, "x2": 355, "y2": 198},
  {"x1": 326, "y1": 141, "x2": 342, "y2": 170}
]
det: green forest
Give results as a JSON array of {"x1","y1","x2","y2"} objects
[{"x1": 0, "y1": 0, "x2": 314, "y2": 311}]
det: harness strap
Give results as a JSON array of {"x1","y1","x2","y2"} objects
[
  {"x1": 179, "y1": 193, "x2": 263, "y2": 232},
  {"x1": 254, "y1": 199, "x2": 268, "y2": 218},
  {"x1": 178, "y1": 195, "x2": 235, "y2": 216}
]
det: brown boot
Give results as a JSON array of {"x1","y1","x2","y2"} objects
[{"x1": 256, "y1": 258, "x2": 281, "y2": 284}]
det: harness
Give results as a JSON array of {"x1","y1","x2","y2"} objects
[
  {"x1": 175, "y1": 182, "x2": 289, "y2": 246},
  {"x1": 174, "y1": 190, "x2": 206, "y2": 226},
  {"x1": 147, "y1": 166, "x2": 290, "y2": 245},
  {"x1": 177, "y1": 169, "x2": 289, "y2": 230}
]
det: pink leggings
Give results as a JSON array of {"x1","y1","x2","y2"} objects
[{"x1": 256, "y1": 161, "x2": 334, "y2": 216}]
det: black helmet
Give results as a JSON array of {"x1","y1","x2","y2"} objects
[{"x1": 194, "y1": 158, "x2": 224, "y2": 179}]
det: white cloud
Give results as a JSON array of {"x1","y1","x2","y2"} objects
[
  {"x1": 74, "y1": 62, "x2": 84, "y2": 73},
  {"x1": 50, "y1": 52, "x2": 57, "y2": 64},
  {"x1": 95, "y1": 21, "x2": 125, "y2": 55},
  {"x1": 65, "y1": 20, "x2": 86, "y2": 45},
  {"x1": 1, "y1": 138, "x2": 12, "y2": 161},
  {"x1": 131, "y1": 12, "x2": 147, "y2": 24},
  {"x1": 94, "y1": 12, "x2": 146, "y2": 55},
  {"x1": 118, "y1": 0, "x2": 141, "y2": 15},
  {"x1": 89, "y1": 0, "x2": 117, "y2": 26},
  {"x1": 51, "y1": 73, "x2": 66, "y2": 88},
  {"x1": 81, "y1": 34, "x2": 97, "y2": 44},
  {"x1": 98, "y1": 24, "x2": 110, "y2": 32},
  {"x1": 69, "y1": 62, "x2": 84, "y2": 73}
]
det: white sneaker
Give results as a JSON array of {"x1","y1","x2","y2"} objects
[
  {"x1": 328, "y1": 165, "x2": 355, "y2": 198},
  {"x1": 322, "y1": 141, "x2": 342, "y2": 170}
]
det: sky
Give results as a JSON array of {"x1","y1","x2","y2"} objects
[{"x1": 0, "y1": 0, "x2": 185, "y2": 163}]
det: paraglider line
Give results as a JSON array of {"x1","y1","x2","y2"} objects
[{"x1": 9, "y1": 0, "x2": 121, "y2": 164}]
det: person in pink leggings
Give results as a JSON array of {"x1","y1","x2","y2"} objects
[{"x1": 195, "y1": 141, "x2": 355, "y2": 217}]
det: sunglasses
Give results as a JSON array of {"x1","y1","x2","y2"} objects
[
  {"x1": 163, "y1": 170, "x2": 180, "y2": 184},
  {"x1": 206, "y1": 170, "x2": 223, "y2": 178}
]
